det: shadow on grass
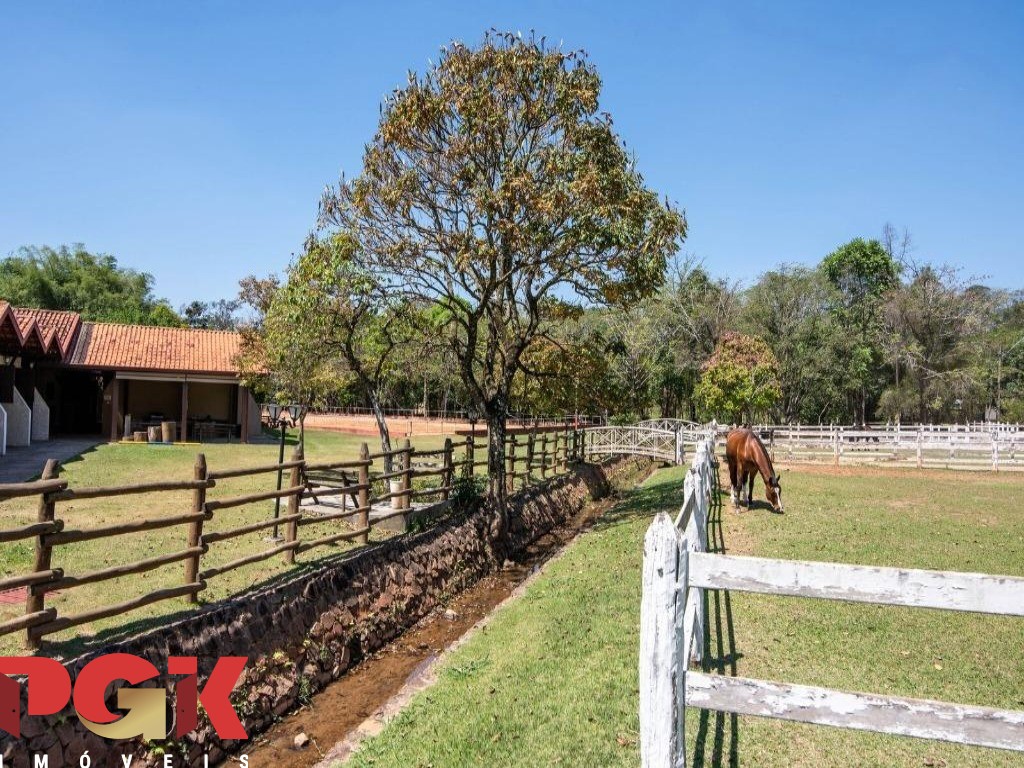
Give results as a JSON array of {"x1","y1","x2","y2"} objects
[
  {"x1": 591, "y1": 467, "x2": 684, "y2": 532},
  {"x1": 693, "y1": 466, "x2": 741, "y2": 768}
]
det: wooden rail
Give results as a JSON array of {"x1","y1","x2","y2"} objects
[
  {"x1": 0, "y1": 424, "x2": 595, "y2": 649},
  {"x1": 638, "y1": 436, "x2": 1024, "y2": 766}
]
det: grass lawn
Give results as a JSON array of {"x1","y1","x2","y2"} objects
[
  {"x1": 0, "y1": 429, "x2": 450, "y2": 656},
  {"x1": 345, "y1": 463, "x2": 1024, "y2": 767}
]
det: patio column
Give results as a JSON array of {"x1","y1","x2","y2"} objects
[
  {"x1": 109, "y1": 378, "x2": 120, "y2": 442},
  {"x1": 239, "y1": 385, "x2": 250, "y2": 443},
  {"x1": 180, "y1": 381, "x2": 189, "y2": 442}
]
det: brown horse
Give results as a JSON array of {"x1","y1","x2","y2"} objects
[{"x1": 725, "y1": 428, "x2": 784, "y2": 512}]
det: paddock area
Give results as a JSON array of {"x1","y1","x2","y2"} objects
[{"x1": 344, "y1": 461, "x2": 1024, "y2": 767}]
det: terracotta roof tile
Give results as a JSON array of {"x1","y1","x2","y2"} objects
[
  {"x1": 66, "y1": 322, "x2": 241, "y2": 375},
  {"x1": 11, "y1": 308, "x2": 81, "y2": 357}
]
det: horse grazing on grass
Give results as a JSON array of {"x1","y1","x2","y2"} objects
[{"x1": 725, "y1": 428, "x2": 784, "y2": 512}]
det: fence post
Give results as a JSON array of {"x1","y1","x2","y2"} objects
[
  {"x1": 358, "y1": 443, "x2": 370, "y2": 544},
  {"x1": 561, "y1": 424, "x2": 569, "y2": 471},
  {"x1": 540, "y1": 432, "x2": 549, "y2": 480},
  {"x1": 402, "y1": 438, "x2": 413, "y2": 511},
  {"x1": 917, "y1": 428, "x2": 923, "y2": 469},
  {"x1": 26, "y1": 459, "x2": 59, "y2": 650},
  {"x1": 185, "y1": 453, "x2": 207, "y2": 602},
  {"x1": 442, "y1": 437, "x2": 453, "y2": 501},
  {"x1": 639, "y1": 513, "x2": 687, "y2": 768},
  {"x1": 506, "y1": 434, "x2": 517, "y2": 493},
  {"x1": 992, "y1": 433, "x2": 999, "y2": 472},
  {"x1": 283, "y1": 445, "x2": 304, "y2": 563},
  {"x1": 675, "y1": 429, "x2": 684, "y2": 466},
  {"x1": 525, "y1": 428, "x2": 536, "y2": 486},
  {"x1": 465, "y1": 433, "x2": 475, "y2": 479}
]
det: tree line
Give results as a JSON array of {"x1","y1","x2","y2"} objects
[
  {"x1": 241, "y1": 231, "x2": 1023, "y2": 430},
  {"x1": 0, "y1": 244, "x2": 245, "y2": 330}
]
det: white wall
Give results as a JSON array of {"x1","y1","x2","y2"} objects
[
  {"x1": 2, "y1": 389, "x2": 31, "y2": 447},
  {"x1": 31, "y1": 389, "x2": 50, "y2": 442},
  {"x1": 246, "y1": 390, "x2": 262, "y2": 439}
]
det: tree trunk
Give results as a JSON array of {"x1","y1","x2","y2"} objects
[
  {"x1": 369, "y1": 395, "x2": 394, "y2": 472},
  {"x1": 485, "y1": 409, "x2": 509, "y2": 539}
]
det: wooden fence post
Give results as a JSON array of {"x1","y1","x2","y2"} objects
[
  {"x1": 526, "y1": 429, "x2": 536, "y2": 486},
  {"x1": 540, "y1": 432, "x2": 548, "y2": 480},
  {"x1": 185, "y1": 453, "x2": 207, "y2": 603},
  {"x1": 358, "y1": 443, "x2": 370, "y2": 544},
  {"x1": 639, "y1": 513, "x2": 687, "y2": 768},
  {"x1": 465, "y1": 434, "x2": 475, "y2": 479},
  {"x1": 283, "y1": 445, "x2": 304, "y2": 563},
  {"x1": 506, "y1": 434, "x2": 517, "y2": 493},
  {"x1": 442, "y1": 437, "x2": 453, "y2": 501},
  {"x1": 565, "y1": 423, "x2": 573, "y2": 473},
  {"x1": 26, "y1": 459, "x2": 59, "y2": 650},
  {"x1": 402, "y1": 438, "x2": 413, "y2": 511},
  {"x1": 917, "y1": 428, "x2": 923, "y2": 469}
]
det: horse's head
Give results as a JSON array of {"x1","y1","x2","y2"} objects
[{"x1": 767, "y1": 474, "x2": 784, "y2": 513}]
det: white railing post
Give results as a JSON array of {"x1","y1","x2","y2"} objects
[{"x1": 640, "y1": 513, "x2": 687, "y2": 768}]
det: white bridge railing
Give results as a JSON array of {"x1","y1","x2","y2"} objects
[
  {"x1": 639, "y1": 441, "x2": 1024, "y2": 766},
  {"x1": 584, "y1": 425, "x2": 684, "y2": 465}
]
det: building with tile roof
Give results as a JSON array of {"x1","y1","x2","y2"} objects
[{"x1": 0, "y1": 304, "x2": 261, "y2": 451}]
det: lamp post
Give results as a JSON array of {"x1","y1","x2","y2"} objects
[{"x1": 262, "y1": 402, "x2": 306, "y2": 540}]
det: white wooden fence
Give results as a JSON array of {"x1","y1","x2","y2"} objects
[
  {"x1": 733, "y1": 423, "x2": 1024, "y2": 471},
  {"x1": 638, "y1": 442, "x2": 1024, "y2": 766}
]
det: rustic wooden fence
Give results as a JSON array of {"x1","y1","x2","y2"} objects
[
  {"x1": 639, "y1": 439, "x2": 1024, "y2": 766},
  {"x1": 0, "y1": 425, "x2": 584, "y2": 650}
]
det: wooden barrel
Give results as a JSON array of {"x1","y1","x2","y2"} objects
[
  {"x1": 161, "y1": 421, "x2": 176, "y2": 444},
  {"x1": 133, "y1": 431, "x2": 147, "y2": 442},
  {"x1": 148, "y1": 426, "x2": 161, "y2": 443}
]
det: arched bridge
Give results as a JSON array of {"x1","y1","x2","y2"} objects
[
  {"x1": 583, "y1": 422, "x2": 716, "y2": 465},
  {"x1": 583, "y1": 425, "x2": 683, "y2": 464}
]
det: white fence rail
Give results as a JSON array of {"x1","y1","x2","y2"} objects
[
  {"x1": 638, "y1": 442, "x2": 1024, "y2": 766},
  {"x1": 725, "y1": 423, "x2": 1024, "y2": 471}
]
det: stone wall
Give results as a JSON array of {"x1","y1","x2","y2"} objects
[{"x1": 1, "y1": 457, "x2": 648, "y2": 768}]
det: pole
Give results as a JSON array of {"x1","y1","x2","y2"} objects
[{"x1": 270, "y1": 420, "x2": 286, "y2": 540}]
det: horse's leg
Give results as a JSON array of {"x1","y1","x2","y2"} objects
[
  {"x1": 746, "y1": 470, "x2": 755, "y2": 507},
  {"x1": 727, "y1": 453, "x2": 739, "y2": 505}
]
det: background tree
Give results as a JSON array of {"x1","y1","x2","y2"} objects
[
  {"x1": 0, "y1": 244, "x2": 182, "y2": 326},
  {"x1": 884, "y1": 263, "x2": 999, "y2": 422},
  {"x1": 694, "y1": 332, "x2": 781, "y2": 424},
  {"x1": 263, "y1": 234, "x2": 419, "y2": 466},
  {"x1": 181, "y1": 298, "x2": 242, "y2": 330},
  {"x1": 741, "y1": 265, "x2": 846, "y2": 422},
  {"x1": 317, "y1": 31, "x2": 685, "y2": 534},
  {"x1": 821, "y1": 238, "x2": 900, "y2": 423}
]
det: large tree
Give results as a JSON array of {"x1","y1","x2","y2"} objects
[
  {"x1": 741, "y1": 265, "x2": 847, "y2": 423},
  {"x1": 260, "y1": 235, "x2": 417, "y2": 466},
  {"x1": 0, "y1": 244, "x2": 182, "y2": 326},
  {"x1": 821, "y1": 238, "x2": 900, "y2": 423},
  {"x1": 318, "y1": 32, "x2": 685, "y2": 533},
  {"x1": 884, "y1": 263, "x2": 998, "y2": 422},
  {"x1": 694, "y1": 332, "x2": 781, "y2": 424}
]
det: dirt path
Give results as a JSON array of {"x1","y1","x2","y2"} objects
[{"x1": 240, "y1": 485, "x2": 628, "y2": 768}]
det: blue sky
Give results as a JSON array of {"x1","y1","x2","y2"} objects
[{"x1": 1, "y1": 1, "x2": 1021, "y2": 307}]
